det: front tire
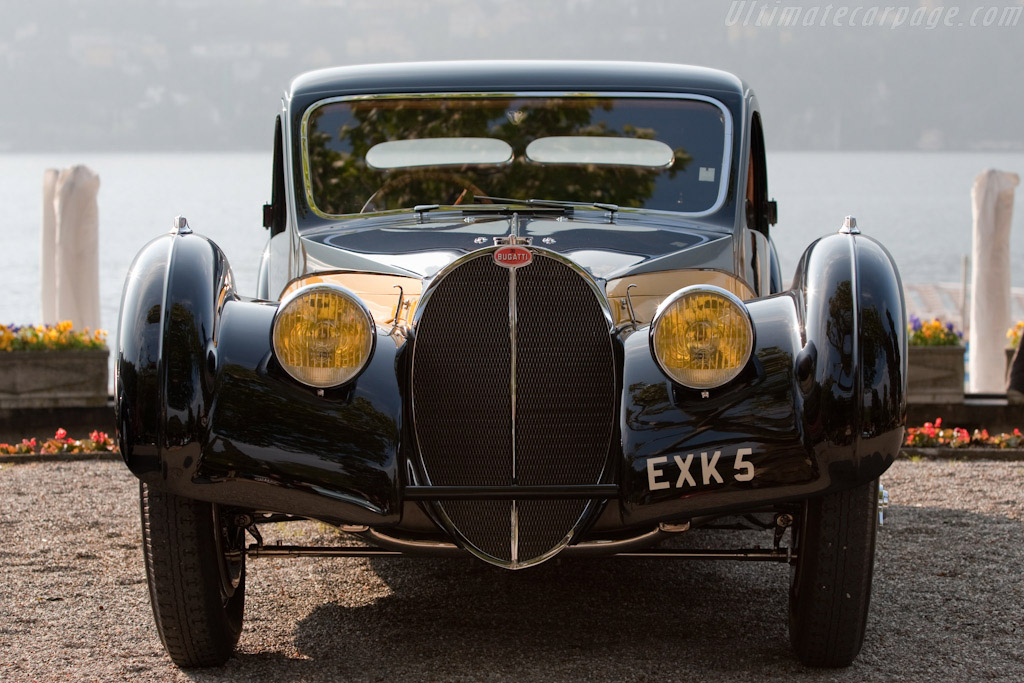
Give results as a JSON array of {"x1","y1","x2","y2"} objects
[
  {"x1": 789, "y1": 479, "x2": 878, "y2": 667},
  {"x1": 140, "y1": 482, "x2": 246, "y2": 667}
]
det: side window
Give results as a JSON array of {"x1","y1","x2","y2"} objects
[
  {"x1": 747, "y1": 113, "x2": 776, "y2": 236},
  {"x1": 263, "y1": 116, "x2": 287, "y2": 236}
]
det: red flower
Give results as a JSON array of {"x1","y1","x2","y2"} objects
[
  {"x1": 934, "y1": 417, "x2": 942, "y2": 428},
  {"x1": 54, "y1": 428, "x2": 67, "y2": 440}
]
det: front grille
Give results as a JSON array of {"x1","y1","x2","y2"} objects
[{"x1": 412, "y1": 250, "x2": 616, "y2": 568}]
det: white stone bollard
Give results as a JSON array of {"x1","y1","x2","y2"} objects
[
  {"x1": 969, "y1": 169, "x2": 1019, "y2": 393},
  {"x1": 49, "y1": 165, "x2": 101, "y2": 331},
  {"x1": 41, "y1": 169, "x2": 59, "y2": 324}
]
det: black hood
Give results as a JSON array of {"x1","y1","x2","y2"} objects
[{"x1": 302, "y1": 210, "x2": 735, "y2": 281}]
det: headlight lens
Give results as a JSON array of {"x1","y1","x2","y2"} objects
[
  {"x1": 272, "y1": 284, "x2": 374, "y2": 388},
  {"x1": 650, "y1": 286, "x2": 753, "y2": 389}
]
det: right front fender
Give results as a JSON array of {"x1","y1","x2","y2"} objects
[{"x1": 116, "y1": 230, "x2": 403, "y2": 525}]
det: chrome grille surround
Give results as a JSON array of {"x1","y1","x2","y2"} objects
[{"x1": 410, "y1": 246, "x2": 616, "y2": 569}]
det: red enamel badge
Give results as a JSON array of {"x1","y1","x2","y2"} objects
[{"x1": 493, "y1": 245, "x2": 533, "y2": 269}]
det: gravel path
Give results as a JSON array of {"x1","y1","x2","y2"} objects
[{"x1": 1, "y1": 459, "x2": 1022, "y2": 682}]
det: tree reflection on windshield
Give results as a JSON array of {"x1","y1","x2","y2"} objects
[{"x1": 303, "y1": 96, "x2": 726, "y2": 216}]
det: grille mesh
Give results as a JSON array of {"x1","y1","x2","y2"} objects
[
  {"x1": 514, "y1": 255, "x2": 616, "y2": 487},
  {"x1": 412, "y1": 251, "x2": 615, "y2": 566},
  {"x1": 412, "y1": 256, "x2": 512, "y2": 489}
]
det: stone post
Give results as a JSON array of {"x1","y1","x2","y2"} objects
[
  {"x1": 40, "y1": 169, "x2": 59, "y2": 323},
  {"x1": 969, "y1": 169, "x2": 1019, "y2": 392},
  {"x1": 50, "y1": 165, "x2": 101, "y2": 331}
]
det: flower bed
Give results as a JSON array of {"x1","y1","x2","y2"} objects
[
  {"x1": 904, "y1": 417, "x2": 1023, "y2": 449},
  {"x1": 0, "y1": 429, "x2": 118, "y2": 456},
  {"x1": 909, "y1": 316, "x2": 962, "y2": 347},
  {"x1": 0, "y1": 322, "x2": 107, "y2": 351},
  {"x1": 0, "y1": 322, "x2": 109, "y2": 409},
  {"x1": 907, "y1": 317, "x2": 965, "y2": 403}
]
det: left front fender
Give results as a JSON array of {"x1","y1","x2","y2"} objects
[{"x1": 619, "y1": 231, "x2": 906, "y2": 526}]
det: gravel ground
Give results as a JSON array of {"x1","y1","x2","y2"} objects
[{"x1": 1, "y1": 459, "x2": 1022, "y2": 682}]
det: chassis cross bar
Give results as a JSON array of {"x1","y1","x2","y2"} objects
[
  {"x1": 402, "y1": 484, "x2": 619, "y2": 500},
  {"x1": 246, "y1": 544, "x2": 793, "y2": 562}
]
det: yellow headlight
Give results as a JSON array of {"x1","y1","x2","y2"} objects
[
  {"x1": 272, "y1": 284, "x2": 374, "y2": 388},
  {"x1": 650, "y1": 286, "x2": 753, "y2": 389}
]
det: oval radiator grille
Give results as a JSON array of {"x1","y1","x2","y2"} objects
[{"x1": 412, "y1": 250, "x2": 616, "y2": 568}]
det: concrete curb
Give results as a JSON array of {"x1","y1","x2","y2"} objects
[{"x1": 899, "y1": 447, "x2": 1024, "y2": 461}]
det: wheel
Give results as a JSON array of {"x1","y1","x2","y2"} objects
[
  {"x1": 140, "y1": 482, "x2": 246, "y2": 667},
  {"x1": 788, "y1": 479, "x2": 878, "y2": 667}
]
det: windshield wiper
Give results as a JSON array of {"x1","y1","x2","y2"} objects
[{"x1": 473, "y1": 195, "x2": 619, "y2": 213}]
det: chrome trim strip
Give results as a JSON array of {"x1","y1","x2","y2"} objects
[
  {"x1": 509, "y1": 264, "x2": 518, "y2": 479},
  {"x1": 509, "y1": 215, "x2": 519, "y2": 482},
  {"x1": 508, "y1": 217, "x2": 520, "y2": 567},
  {"x1": 299, "y1": 91, "x2": 734, "y2": 221},
  {"x1": 510, "y1": 501, "x2": 519, "y2": 566}
]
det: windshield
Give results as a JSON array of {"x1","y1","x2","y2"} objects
[{"x1": 301, "y1": 95, "x2": 730, "y2": 217}]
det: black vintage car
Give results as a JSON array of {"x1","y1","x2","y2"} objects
[{"x1": 117, "y1": 61, "x2": 906, "y2": 669}]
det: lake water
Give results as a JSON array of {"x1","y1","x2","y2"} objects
[{"x1": 2, "y1": 150, "x2": 1023, "y2": 387}]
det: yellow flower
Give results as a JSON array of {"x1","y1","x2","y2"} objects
[{"x1": 1009, "y1": 320, "x2": 1024, "y2": 348}]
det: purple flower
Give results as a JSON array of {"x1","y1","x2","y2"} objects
[{"x1": 909, "y1": 314, "x2": 922, "y2": 331}]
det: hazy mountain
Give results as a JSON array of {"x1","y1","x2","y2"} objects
[{"x1": 1, "y1": 0, "x2": 1022, "y2": 152}]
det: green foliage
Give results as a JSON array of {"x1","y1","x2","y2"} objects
[{"x1": 304, "y1": 96, "x2": 708, "y2": 215}]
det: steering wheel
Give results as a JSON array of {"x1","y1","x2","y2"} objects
[{"x1": 360, "y1": 171, "x2": 489, "y2": 213}]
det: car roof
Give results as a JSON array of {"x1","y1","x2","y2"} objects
[{"x1": 289, "y1": 61, "x2": 746, "y2": 101}]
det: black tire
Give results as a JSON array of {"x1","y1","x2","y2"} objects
[
  {"x1": 140, "y1": 482, "x2": 246, "y2": 667},
  {"x1": 789, "y1": 479, "x2": 878, "y2": 667}
]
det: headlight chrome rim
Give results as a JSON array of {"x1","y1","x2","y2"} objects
[
  {"x1": 271, "y1": 283, "x2": 375, "y2": 389},
  {"x1": 650, "y1": 284, "x2": 754, "y2": 389}
]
